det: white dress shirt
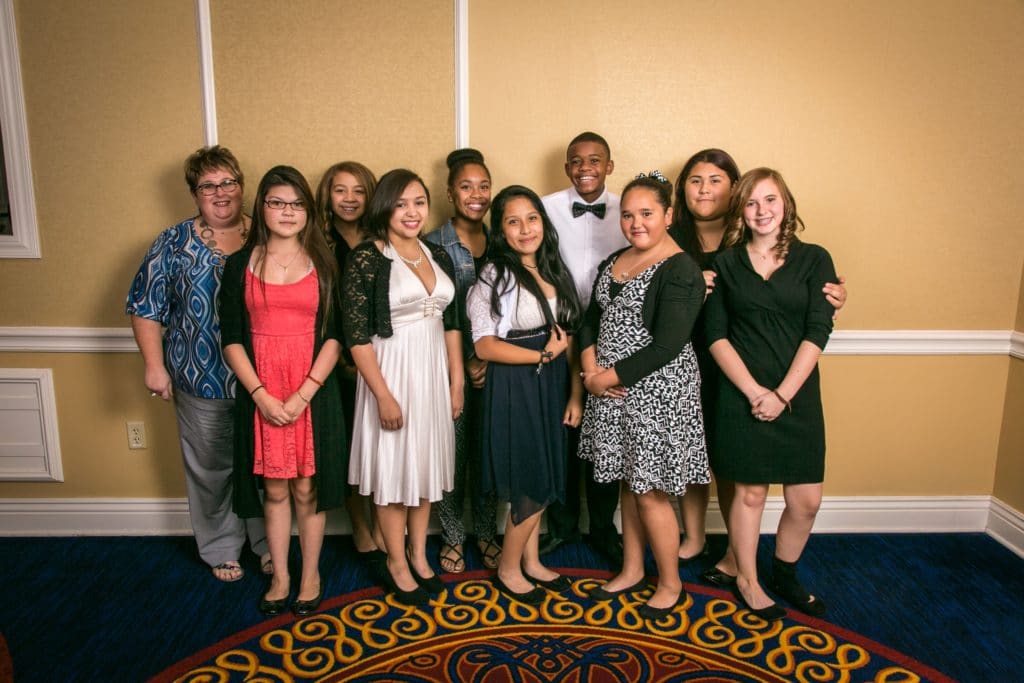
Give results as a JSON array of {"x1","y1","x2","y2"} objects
[{"x1": 542, "y1": 186, "x2": 628, "y2": 307}]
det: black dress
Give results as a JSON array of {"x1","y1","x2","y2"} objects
[{"x1": 703, "y1": 239, "x2": 837, "y2": 484}]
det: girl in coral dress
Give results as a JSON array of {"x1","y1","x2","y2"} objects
[{"x1": 220, "y1": 165, "x2": 345, "y2": 617}]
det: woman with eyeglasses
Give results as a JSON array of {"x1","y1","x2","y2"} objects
[
  {"x1": 219, "y1": 165, "x2": 346, "y2": 616},
  {"x1": 127, "y1": 145, "x2": 270, "y2": 584}
]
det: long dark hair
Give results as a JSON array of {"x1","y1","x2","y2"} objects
[
  {"x1": 483, "y1": 185, "x2": 582, "y2": 332},
  {"x1": 245, "y1": 165, "x2": 338, "y2": 335},
  {"x1": 365, "y1": 169, "x2": 430, "y2": 243},
  {"x1": 670, "y1": 148, "x2": 740, "y2": 263}
]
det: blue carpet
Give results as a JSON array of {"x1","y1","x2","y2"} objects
[{"x1": 0, "y1": 533, "x2": 1020, "y2": 681}]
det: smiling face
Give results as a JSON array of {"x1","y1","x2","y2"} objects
[
  {"x1": 330, "y1": 170, "x2": 368, "y2": 224},
  {"x1": 564, "y1": 141, "x2": 614, "y2": 203},
  {"x1": 743, "y1": 178, "x2": 785, "y2": 238},
  {"x1": 500, "y1": 196, "x2": 545, "y2": 258},
  {"x1": 263, "y1": 184, "x2": 308, "y2": 240},
  {"x1": 684, "y1": 162, "x2": 733, "y2": 222},
  {"x1": 387, "y1": 181, "x2": 430, "y2": 242},
  {"x1": 193, "y1": 166, "x2": 243, "y2": 227},
  {"x1": 620, "y1": 187, "x2": 673, "y2": 251},
  {"x1": 449, "y1": 162, "x2": 491, "y2": 223}
]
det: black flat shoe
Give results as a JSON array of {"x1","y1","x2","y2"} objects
[
  {"x1": 492, "y1": 575, "x2": 546, "y2": 605},
  {"x1": 767, "y1": 576, "x2": 827, "y2": 617},
  {"x1": 587, "y1": 579, "x2": 648, "y2": 601},
  {"x1": 524, "y1": 572, "x2": 573, "y2": 593},
  {"x1": 638, "y1": 589, "x2": 688, "y2": 620},
  {"x1": 679, "y1": 542, "x2": 710, "y2": 565},
  {"x1": 291, "y1": 586, "x2": 323, "y2": 616},
  {"x1": 700, "y1": 567, "x2": 737, "y2": 587},
  {"x1": 259, "y1": 594, "x2": 289, "y2": 616},
  {"x1": 731, "y1": 584, "x2": 786, "y2": 622}
]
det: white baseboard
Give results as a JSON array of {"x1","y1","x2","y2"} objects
[
  {"x1": 986, "y1": 497, "x2": 1024, "y2": 559},
  {"x1": 0, "y1": 494, "x2": 1003, "y2": 539}
]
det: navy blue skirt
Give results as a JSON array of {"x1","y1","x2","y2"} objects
[{"x1": 480, "y1": 327, "x2": 568, "y2": 525}]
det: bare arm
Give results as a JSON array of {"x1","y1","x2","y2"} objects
[
  {"x1": 445, "y1": 329, "x2": 465, "y2": 418},
  {"x1": 563, "y1": 337, "x2": 584, "y2": 427},
  {"x1": 131, "y1": 315, "x2": 172, "y2": 400},
  {"x1": 350, "y1": 343, "x2": 403, "y2": 431},
  {"x1": 223, "y1": 343, "x2": 292, "y2": 426},
  {"x1": 474, "y1": 325, "x2": 569, "y2": 365},
  {"x1": 281, "y1": 339, "x2": 342, "y2": 420},
  {"x1": 750, "y1": 341, "x2": 823, "y2": 421}
]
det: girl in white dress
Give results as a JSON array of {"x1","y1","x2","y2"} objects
[{"x1": 343, "y1": 169, "x2": 464, "y2": 607}]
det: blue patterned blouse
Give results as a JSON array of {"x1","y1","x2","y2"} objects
[{"x1": 125, "y1": 218, "x2": 235, "y2": 399}]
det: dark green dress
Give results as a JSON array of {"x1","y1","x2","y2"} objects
[
  {"x1": 218, "y1": 249, "x2": 348, "y2": 517},
  {"x1": 703, "y1": 239, "x2": 836, "y2": 484}
]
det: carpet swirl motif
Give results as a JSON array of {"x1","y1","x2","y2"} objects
[{"x1": 156, "y1": 572, "x2": 953, "y2": 682}]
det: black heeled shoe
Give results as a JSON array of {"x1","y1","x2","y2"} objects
[
  {"x1": 291, "y1": 585, "x2": 324, "y2": 616},
  {"x1": 523, "y1": 571, "x2": 572, "y2": 593},
  {"x1": 383, "y1": 572, "x2": 430, "y2": 607},
  {"x1": 587, "y1": 578, "x2": 648, "y2": 601},
  {"x1": 492, "y1": 575, "x2": 546, "y2": 605},
  {"x1": 410, "y1": 566, "x2": 445, "y2": 594},
  {"x1": 638, "y1": 589, "x2": 688, "y2": 620},
  {"x1": 406, "y1": 550, "x2": 445, "y2": 594}
]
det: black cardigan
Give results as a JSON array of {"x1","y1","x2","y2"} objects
[
  {"x1": 341, "y1": 240, "x2": 461, "y2": 347},
  {"x1": 218, "y1": 248, "x2": 347, "y2": 518}
]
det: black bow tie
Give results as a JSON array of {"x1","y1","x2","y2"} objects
[{"x1": 571, "y1": 201, "x2": 606, "y2": 219}]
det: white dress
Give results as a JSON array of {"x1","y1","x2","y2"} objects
[{"x1": 349, "y1": 243, "x2": 457, "y2": 506}]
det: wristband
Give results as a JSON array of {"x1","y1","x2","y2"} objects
[
  {"x1": 772, "y1": 389, "x2": 792, "y2": 413},
  {"x1": 250, "y1": 384, "x2": 265, "y2": 397},
  {"x1": 306, "y1": 373, "x2": 324, "y2": 387}
]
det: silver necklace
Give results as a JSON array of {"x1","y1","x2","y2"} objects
[
  {"x1": 269, "y1": 249, "x2": 301, "y2": 270},
  {"x1": 398, "y1": 249, "x2": 424, "y2": 268}
]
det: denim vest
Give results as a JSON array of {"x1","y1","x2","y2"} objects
[{"x1": 425, "y1": 219, "x2": 488, "y2": 359}]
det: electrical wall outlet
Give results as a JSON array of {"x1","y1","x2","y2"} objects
[{"x1": 126, "y1": 421, "x2": 147, "y2": 449}]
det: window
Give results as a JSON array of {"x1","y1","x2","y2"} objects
[{"x1": 0, "y1": 0, "x2": 40, "y2": 258}]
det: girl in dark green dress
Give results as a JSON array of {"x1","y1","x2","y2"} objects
[{"x1": 704, "y1": 168, "x2": 838, "y2": 621}]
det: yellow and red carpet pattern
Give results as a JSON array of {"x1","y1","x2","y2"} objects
[{"x1": 153, "y1": 570, "x2": 954, "y2": 682}]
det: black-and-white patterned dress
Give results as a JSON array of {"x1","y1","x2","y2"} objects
[{"x1": 579, "y1": 259, "x2": 710, "y2": 495}]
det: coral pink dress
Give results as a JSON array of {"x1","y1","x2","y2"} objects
[{"x1": 246, "y1": 266, "x2": 318, "y2": 478}]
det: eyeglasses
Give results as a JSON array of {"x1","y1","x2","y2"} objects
[
  {"x1": 195, "y1": 179, "x2": 241, "y2": 196},
  {"x1": 264, "y1": 199, "x2": 308, "y2": 212}
]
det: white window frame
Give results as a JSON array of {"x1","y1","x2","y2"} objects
[{"x1": 0, "y1": 0, "x2": 40, "y2": 259}]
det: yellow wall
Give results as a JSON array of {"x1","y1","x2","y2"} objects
[
  {"x1": 1, "y1": 1, "x2": 1023, "y2": 513},
  {"x1": 469, "y1": 0, "x2": 1024, "y2": 330},
  {"x1": 993, "y1": 263, "x2": 1024, "y2": 510}
]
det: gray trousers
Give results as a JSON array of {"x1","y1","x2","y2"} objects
[{"x1": 174, "y1": 391, "x2": 268, "y2": 567}]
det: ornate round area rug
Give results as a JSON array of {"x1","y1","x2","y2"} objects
[{"x1": 152, "y1": 570, "x2": 954, "y2": 682}]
